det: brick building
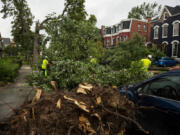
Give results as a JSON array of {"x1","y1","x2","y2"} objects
[{"x1": 101, "y1": 18, "x2": 151, "y2": 48}]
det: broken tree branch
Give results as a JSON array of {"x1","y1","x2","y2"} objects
[{"x1": 103, "y1": 106, "x2": 149, "y2": 134}]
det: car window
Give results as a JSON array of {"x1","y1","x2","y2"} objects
[
  {"x1": 137, "y1": 75, "x2": 180, "y2": 100},
  {"x1": 164, "y1": 57, "x2": 174, "y2": 60}
]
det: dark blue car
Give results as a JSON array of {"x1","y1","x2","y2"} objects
[
  {"x1": 154, "y1": 57, "x2": 178, "y2": 67},
  {"x1": 119, "y1": 69, "x2": 180, "y2": 116}
]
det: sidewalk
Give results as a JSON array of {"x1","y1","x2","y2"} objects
[{"x1": 0, "y1": 65, "x2": 34, "y2": 121}]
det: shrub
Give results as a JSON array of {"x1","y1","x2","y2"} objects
[
  {"x1": 0, "y1": 58, "x2": 19, "y2": 85},
  {"x1": 100, "y1": 34, "x2": 149, "y2": 70},
  {"x1": 28, "y1": 59, "x2": 151, "y2": 91}
]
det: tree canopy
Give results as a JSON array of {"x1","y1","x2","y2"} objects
[
  {"x1": 0, "y1": 0, "x2": 34, "y2": 59},
  {"x1": 128, "y1": 2, "x2": 162, "y2": 20}
]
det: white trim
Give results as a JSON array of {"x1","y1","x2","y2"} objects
[
  {"x1": 103, "y1": 29, "x2": 130, "y2": 37},
  {"x1": 171, "y1": 40, "x2": 179, "y2": 57},
  {"x1": 129, "y1": 19, "x2": 133, "y2": 31},
  {"x1": 162, "y1": 23, "x2": 169, "y2": 27},
  {"x1": 153, "y1": 25, "x2": 159, "y2": 29},
  {"x1": 145, "y1": 42, "x2": 152, "y2": 47},
  {"x1": 162, "y1": 41, "x2": 168, "y2": 45},
  {"x1": 159, "y1": 6, "x2": 172, "y2": 20},
  {"x1": 172, "y1": 21, "x2": 180, "y2": 37},
  {"x1": 172, "y1": 20, "x2": 180, "y2": 25},
  {"x1": 162, "y1": 24, "x2": 168, "y2": 38},
  {"x1": 171, "y1": 40, "x2": 179, "y2": 44},
  {"x1": 154, "y1": 25, "x2": 159, "y2": 39}
]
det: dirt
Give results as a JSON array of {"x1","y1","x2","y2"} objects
[{"x1": 0, "y1": 84, "x2": 149, "y2": 135}]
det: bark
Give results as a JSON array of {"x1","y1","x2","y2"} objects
[{"x1": 33, "y1": 21, "x2": 40, "y2": 65}]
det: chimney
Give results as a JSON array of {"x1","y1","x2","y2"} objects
[
  {"x1": 147, "y1": 17, "x2": 151, "y2": 23},
  {"x1": 101, "y1": 25, "x2": 105, "y2": 37}
]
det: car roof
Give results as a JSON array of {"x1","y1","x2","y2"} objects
[{"x1": 135, "y1": 69, "x2": 180, "y2": 88}]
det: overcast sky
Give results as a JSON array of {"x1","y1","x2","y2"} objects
[{"x1": 0, "y1": 0, "x2": 179, "y2": 38}]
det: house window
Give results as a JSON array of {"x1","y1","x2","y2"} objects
[
  {"x1": 107, "y1": 39, "x2": 110, "y2": 47},
  {"x1": 164, "y1": 12, "x2": 169, "y2": 20},
  {"x1": 173, "y1": 21, "x2": 180, "y2": 36},
  {"x1": 154, "y1": 25, "x2": 159, "y2": 39},
  {"x1": 162, "y1": 23, "x2": 168, "y2": 38},
  {"x1": 119, "y1": 36, "x2": 122, "y2": 41},
  {"x1": 112, "y1": 38, "x2": 115, "y2": 45},
  {"x1": 116, "y1": 37, "x2": 119, "y2": 44},
  {"x1": 116, "y1": 26, "x2": 119, "y2": 32},
  {"x1": 144, "y1": 24, "x2": 147, "y2": 32},
  {"x1": 138, "y1": 24, "x2": 141, "y2": 31},
  {"x1": 162, "y1": 41, "x2": 168, "y2": 54},
  {"x1": 124, "y1": 35, "x2": 128, "y2": 41},
  {"x1": 113, "y1": 26, "x2": 116, "y2": 33},
  {"x1": 172, "y1": 41, "x2": 179, "y2": 57}
]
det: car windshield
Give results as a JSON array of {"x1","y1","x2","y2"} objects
[{"x1": 162, "y1": 57, "x2": 174, "y2": 60}]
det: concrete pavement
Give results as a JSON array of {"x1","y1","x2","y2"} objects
[{"x1": 0, "y1": 65, "x2": 34, "y2": 121}]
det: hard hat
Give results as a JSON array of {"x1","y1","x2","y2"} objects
[
  {"x1": 147, "y1": 55, "x2": 152, "y2": 59},
  {"x1": 90, "y1": 56, "x2": 92, "y2": 58},
  {"x1": 45, "y1": 56, "x2": 48, "y2": 59}
]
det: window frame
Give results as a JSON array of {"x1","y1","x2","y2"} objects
[
  {"x1": 116, "y1": 36, "x2": 119, "y2": 44},
  {"x1": 153, "y1": 25, "x2": 159, "y2": 39},
  {"x1": 164, "y1": 12, "x2": 169, "y2": 20},
  {"x1": 171, "y1": 40, "x2": 179, "y2": 57},
  {"x1": 138, "y1": 24, "x2": 141, "y2": 32},
  {"x1": 162, "y1": 23, "x2": 169, "y2": 38},
  {"x1": 124, "y1": 35, "x2": 128, "y2": 41},
  {"x1": 172, "y1": 20, "x2": 180, "y2": 37},
  {"x1": 144, "y1": 24, "x2": 147, "y2": 32}
]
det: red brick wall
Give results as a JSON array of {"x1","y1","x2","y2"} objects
[
  {"x1": 103, "y1": 32, "x2": 130, "y2": 47},
  {"x1": 130, "y1": 19, "x2": 150, "y2": 42}
]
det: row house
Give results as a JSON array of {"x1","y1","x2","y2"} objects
[
  {"x1": 101, "y1": 18, "x2": 151, "y2": 48},
  {"x1": 150, "y1": 5, "x2": 180, "y2": 59}
]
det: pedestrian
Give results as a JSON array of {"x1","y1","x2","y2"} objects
[
  {"x1": 42, "y1": 56, "x2": 49, "y2": 77},
  {"x1": 140, "y1": 55, "x2": 152, "y2": 72},
  {"x1": 90, "y1": 56, "x2": 97, "y2": 67}
]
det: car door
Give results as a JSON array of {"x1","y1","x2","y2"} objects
[{"x1": 136, "y1": 75, "x2": 180, "y2": 115}]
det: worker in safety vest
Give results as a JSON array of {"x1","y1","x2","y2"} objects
[
  {"x1": 42, "y1": 56, "x2": 49, "y2": 76},
  {"x1": 90, "y1": 56, "x2": 97, "y2": 65},
  {"x1": 140, "y1": 55, "x2": 152, "y2": 72}
]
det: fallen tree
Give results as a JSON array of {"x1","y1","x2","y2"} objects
[{"x1": 0, "y1": 84, "x2": 149, "y2": 135}]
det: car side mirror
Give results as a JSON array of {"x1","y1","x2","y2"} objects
[{"x1": 137, "y1": 87, "x2": 142, "y2": 93}]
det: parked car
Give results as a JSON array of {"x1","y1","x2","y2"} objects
[
  {"x1": 154, "y1": 57, "x2": 178, "y2": 67},
  {"x1": 119, "y1": 69, "x2": 180, "y2": 116}
]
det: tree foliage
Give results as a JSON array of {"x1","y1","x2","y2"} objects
[
  {"x1": 0, "y1": 0, "x2": 34, "y2": 59},
  {"x1": 29, "y1": 34, "x2": 154, "y2": 90},
  {"x1": 101, "y1": 34, "x2": 149, "y2": 70},
  {"x1": 44, "y1": 13, "x2": 103, "y2": 62},
  {"x1": 62, "y1": 0, "x2": 87, "y2": 21},
  {"x1": 128, "y1": 2, "x2": 162, "y2": 19},
  {"x1": 28, "y1": 1, "x2": 155, "y2": 91}
]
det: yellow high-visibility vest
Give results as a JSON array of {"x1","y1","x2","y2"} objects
[
  {"x1": 140, "y1": 58, "x2": 151, "y2": 72},
  {"x1": 42, "y1": 59, "x2": 49, "y2": 69},
  {"x1": 90, "y1": 58, "x2": 97, "y2": 64}
]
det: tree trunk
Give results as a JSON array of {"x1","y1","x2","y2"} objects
[{"x1": 33, "y1": 21, "x2": 40, "y2": 65}]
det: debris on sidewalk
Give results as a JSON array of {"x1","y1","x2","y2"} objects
[{"x1": 0, "y1": 84, "x2": 149, "y2": 135}]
